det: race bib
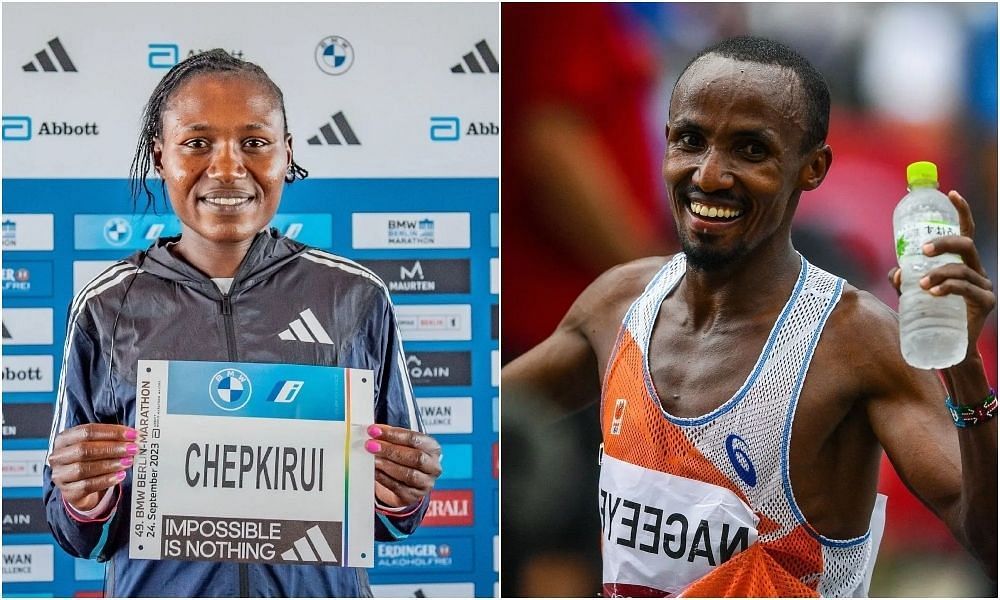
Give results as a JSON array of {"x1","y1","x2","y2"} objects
[
  {"x1": 128, "y1": 359, "x2": 375, "y2": 567},
  {"x1": 599, "y1": 454, "x2": 759, "y2": 596}
]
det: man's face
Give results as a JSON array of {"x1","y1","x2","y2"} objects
[
  {"x1": 663, "y1": 55, "x2": 812, "y2": 271},
  {"x1": 154, "y1": 73, "x2": 292, "y2": 247}
]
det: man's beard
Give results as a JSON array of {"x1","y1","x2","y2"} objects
[{"x1": 678, "y1": 228, "x2": 749, "y2": 272}]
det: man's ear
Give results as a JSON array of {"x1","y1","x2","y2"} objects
[
  {"x1": 800, "y1": 144, "x2": 832, "y2": 191},
  {"x1": 152, "y1": 138, "x2": 164, "y2": 175}
]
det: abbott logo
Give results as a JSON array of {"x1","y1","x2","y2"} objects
[
  {"x1": 2, "y1": 356, "x2": 53, "y2": 392},
  {"x1": 2, "y1": 116, "x2": 32, "y2": 141},
  {"x1": 450, "y1": 39, "x2": 498, "y2": 73},
  {"x1": 306, "y1": 112, "x2": 359, "y2": 145},
  {"x1": 148, "y1": 43, "x2": 179, "y2": 68},
  {"x1": 430, "y1": 117, "x2": 460, "y2": 142}
]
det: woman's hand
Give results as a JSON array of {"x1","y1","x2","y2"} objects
[{"x1": 366, "y1": 424, "x2": 442, "y2": 508}]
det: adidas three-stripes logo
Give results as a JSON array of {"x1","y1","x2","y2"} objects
[
  {"x1": 307, "y1": 111, "x2": 360, "y2": 145},
  {"x1": 23, "y1": 37, "x2": 77, "y2": 72},
  {"x1": 450, "y1": 40, "x2": 498, "y2": 73},
  {"x1": 280, "y1": 525, "x2": 339, "y2": 563},
  {"x1": 278, "y1": 308, "x2": 334, "y2": 344}
]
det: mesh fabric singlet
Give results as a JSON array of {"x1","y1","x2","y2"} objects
[{"x1": 599, "y1": 254, "x2": 886, "y2": 598}]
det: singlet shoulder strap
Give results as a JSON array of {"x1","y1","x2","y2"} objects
[{"x1": 622, "y1": 254, "x2": 687, "y2": 350}]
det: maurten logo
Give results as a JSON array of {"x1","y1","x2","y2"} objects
[
  {"x1": 209, "y1": 368, "x2": 252, "y2": 411},
  {"x1": 450, "y1": 39, "x2": 498, "y2": 73},
  {"x1": 280, "y1": 525, "x2": 338, "y2": 563},
  {"x1": 22, "y1": 37, "x2": 77, "y2": 72},
  {"x1": 307, "y1": 112, "x2": 359, "y2": 146},
  {"x1": 278, "y1": 308, "x2": 334, "y2": 344},
  {"x1": 315, "y1": 36, "x2": 354, "y2": 76}
]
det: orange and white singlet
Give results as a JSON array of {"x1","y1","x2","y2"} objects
[{"x1": 599, "y1": 254, "x2": 886, "y2": 598}]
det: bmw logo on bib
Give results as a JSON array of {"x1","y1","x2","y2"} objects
[{"x1": 209, "y1": 368, "x2": 253, "y2": 411}]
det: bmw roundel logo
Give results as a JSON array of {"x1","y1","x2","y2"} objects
[
  {"x1": 103, "y1": 217, "x2": 132, "y2": 246},
  {"x1": 315, "y1": 36, "x2": 354, "y2": 76},
  {"x1": 209, "y1": 368, "x2": 252, "y2": 411}
]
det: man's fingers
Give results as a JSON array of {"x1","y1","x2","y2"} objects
[
  {"x1": 925, "y1": 278, "x2": 997, "y2": 309},
  {"x1": 48, "y1": 440, "x2": 138, "y2": 466},
  {"x1": 921, "y1": 263, "x2": 993, "y2": 293},
  {"x1": 54, "y1": 424, "x2": 136, "y2": 450},
  {"x1": 947, "y1": 190, "x2": 975, "y2": 239},
  {"x1": 888, "y1": 267, "x2": 902, "y2": 296},
  {"x1": 924, "y1": 236, "x2": 985, "y2": 277}
]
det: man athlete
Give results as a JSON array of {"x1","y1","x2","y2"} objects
[{"x1": 501, "y1": 36, "x2": 996, "y2": 597}]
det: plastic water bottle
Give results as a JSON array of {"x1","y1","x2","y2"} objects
[{"x1": 893, "y1": 161, "x2": 967, "y2": 369}]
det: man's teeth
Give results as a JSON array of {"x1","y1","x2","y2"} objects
[
  {"x1": 204, "y1": 197, "x2": 251, "y2": 206},
  {"x1": 690, "y1": 201, "x2": 742, "y2": 219}
]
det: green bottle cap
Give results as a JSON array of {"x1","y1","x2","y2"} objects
[{"x1": 906, "y1": 161, "x2": 939, "y2": 187}]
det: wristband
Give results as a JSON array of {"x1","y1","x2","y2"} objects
[{"x1": 945, "y1": 389, "x2": 997, "y2": 428}]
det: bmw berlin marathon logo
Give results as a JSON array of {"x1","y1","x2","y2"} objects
[
  {"x1": 315, "y1": 36, "x2": 354, "y2": 75},
  {"x1": 210, "y1": 369, "x2": 252, "y2": 411}
]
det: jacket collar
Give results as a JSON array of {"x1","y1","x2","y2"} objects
[{"x1": 127, "y1": 228, "x2": 307, "y2": 297}]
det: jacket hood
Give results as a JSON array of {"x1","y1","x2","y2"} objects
[{"x1": 125, "y1": 228, "x2": 308, "y2": 297}]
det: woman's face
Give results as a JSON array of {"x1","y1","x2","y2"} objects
[{"x1": 154, "y1": 73, "x2": 292, "y2": 247}]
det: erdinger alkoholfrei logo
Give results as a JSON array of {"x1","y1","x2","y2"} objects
[
  {"x1": 209, "y1": 368, "x2": 252, "y2": 411},
  {"x1": 315, "y1": 36, "x2": 354, "y2": 76},
  {"x1": 103, "y1": 217, "x2": 132, "y2": 246},
  {"x1": 725, "y1": 433, "x2": 757, "y2": 487}
]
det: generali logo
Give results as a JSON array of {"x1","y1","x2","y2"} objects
[{"x1": 423, "y1": 490, "x2": 473, "y2": 526}]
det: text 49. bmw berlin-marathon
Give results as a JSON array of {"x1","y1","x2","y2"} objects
[{"x1": 129, "y1": 360, "x2": 375, "y2": 566}]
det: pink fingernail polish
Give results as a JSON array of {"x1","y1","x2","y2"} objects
[
  {"x1": 117, "y1": 471, "x2": 127, "y2": 481},
  {"x1": 367, "y1": 425, "x2": 383, "y2": 437},
  {"x1": 365, "y1": 440, "x2": 381, "y2": 453},
  {"x1": 124, "y1": 429, "x2": 138, "y2": 441},
  {"x1": 125, "y1": 443, "x2": 139, "y2": 455},
  {"x1": 121, "y1": 457, "x2": 134, "y2": 468}
]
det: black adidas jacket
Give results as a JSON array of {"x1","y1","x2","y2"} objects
[{"x1": 43, "y1": 229, "x2": 428, "y2": 597}]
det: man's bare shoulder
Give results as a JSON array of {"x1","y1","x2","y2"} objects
[
  {"x1": 821, "y1": 283, "x2": 904, "y2": 375},
  {"x1": 566, "y1": 255, "x2": 674, "y2": 328}
]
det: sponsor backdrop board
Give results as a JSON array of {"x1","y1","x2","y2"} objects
[{"x1": 2, "y1": 3, "x2": 498, "y2": 597}]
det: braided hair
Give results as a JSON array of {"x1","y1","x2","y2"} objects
[{"x1": 128, "y1": 49, "x2": 308, "y2": 212}]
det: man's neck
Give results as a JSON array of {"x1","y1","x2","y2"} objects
[{"x1": 678, "y1": 241, "x2": 802, "y2": 329}]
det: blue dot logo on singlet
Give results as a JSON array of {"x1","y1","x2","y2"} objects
[
  {"x1": 209, "y1": 368, "x2": 252, "y2": 411},
  {"x1": 725, "y1": 434, "x2": 757, "y2": 487}
]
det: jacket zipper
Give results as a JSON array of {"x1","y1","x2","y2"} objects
[{"x1": 220, "y1": 293, "x2": 248, "y2": 597}]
